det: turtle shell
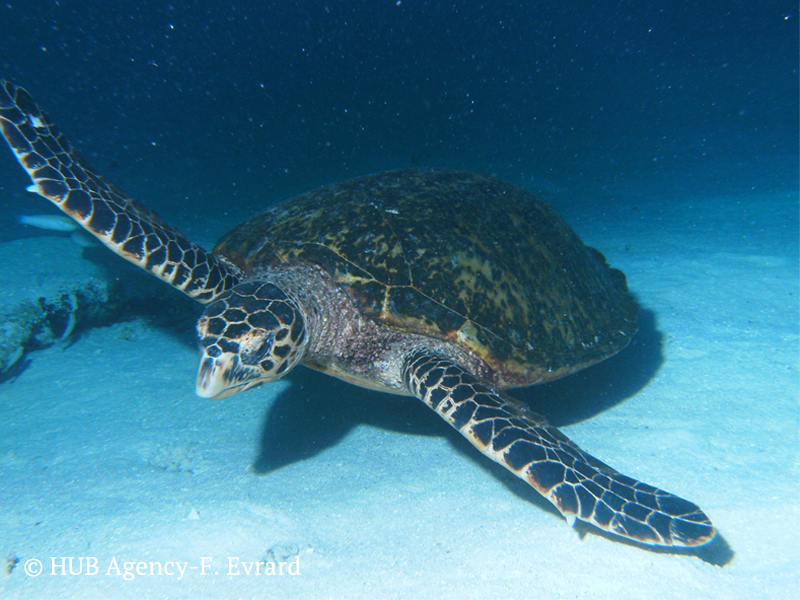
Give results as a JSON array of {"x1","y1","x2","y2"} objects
[{"x1": 213, "y1": 169, "x2": 638, "y2": 387}]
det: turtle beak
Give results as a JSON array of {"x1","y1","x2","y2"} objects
[{"x1": 196, "y1": 352, "x2": 263, "y2": 399}]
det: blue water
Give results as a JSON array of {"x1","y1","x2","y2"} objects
[
  {"x1": 0, "y1": 2, "x2": 796, "y2": 222},
  {"x1": 0, "y1": 2, "x2": 797, "y2": 598}
]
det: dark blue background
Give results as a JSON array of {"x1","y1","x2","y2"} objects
[{"x1": 0, "y1": 0, "x2": 796, "y2": 238}]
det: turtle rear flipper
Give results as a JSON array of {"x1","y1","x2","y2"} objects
[
  {"x1": 403, "y1": 352, "x2": 716, "y2": 547},
  {"x1": 0, "y1": 81, "x2": 238, "y2": 303}
]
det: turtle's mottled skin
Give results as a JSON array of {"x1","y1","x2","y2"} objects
[{"x1": 0, "y1": 81, "x2": 716, "y2": 549}]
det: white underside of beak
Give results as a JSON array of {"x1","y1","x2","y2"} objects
[
  {"x1": 196, "y1": 378, "x2": 242, "y2": 400},
  {"x1": 196, "y1": 354, "x2": 235, "y2": 399},
  {"x1": 196, "y1": 353, "x2": 263, "y2": 399}
]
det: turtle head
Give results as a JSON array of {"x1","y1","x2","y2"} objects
[{"x1": 195, "y1": 282, "x2": 307, "y2": 399}]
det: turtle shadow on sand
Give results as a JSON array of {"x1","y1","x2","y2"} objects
[{"x1": 251, "y1": 308, "x2": 664, "y2": 474}]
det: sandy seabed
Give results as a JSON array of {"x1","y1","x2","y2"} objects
[{"x1": 0, "y1": 189, "x2": 797, "y2": 600}]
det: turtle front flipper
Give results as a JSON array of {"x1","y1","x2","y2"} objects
[
  {"x1": 403, "y1": 352, "x2": 716, "y2": 548},
  {"x1": 0, "y1": 81, "x2": 239, "y2": 303}
]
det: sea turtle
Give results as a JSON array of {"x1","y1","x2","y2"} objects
[{"x1": 0, "y1": 81, "x2": 715, "y2": 548}]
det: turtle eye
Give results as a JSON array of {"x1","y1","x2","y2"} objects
[{"x1": 239, "y1": 330, "x2": 275, "y2": 365}]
